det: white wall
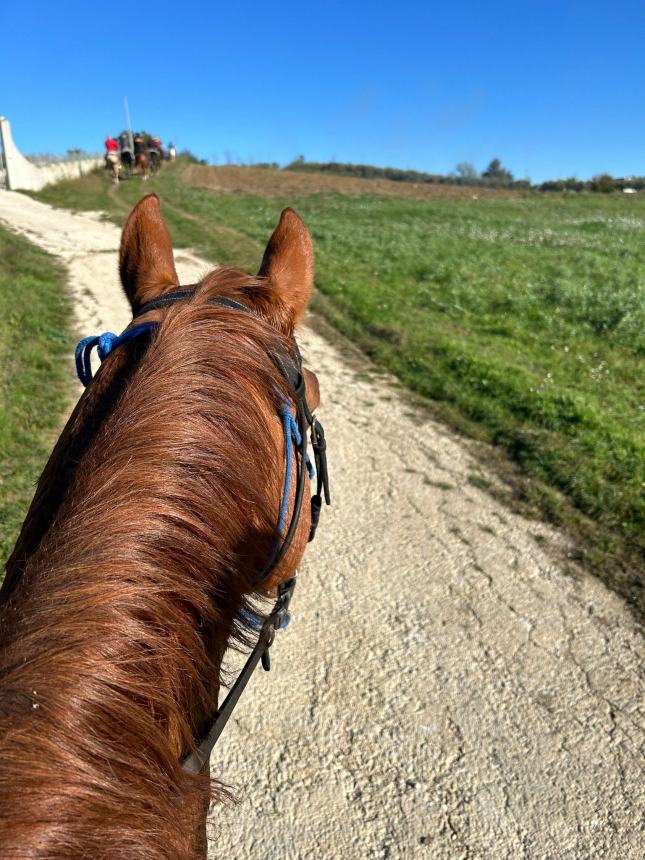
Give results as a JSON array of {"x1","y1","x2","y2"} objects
[{"x1": 0, "y1": 117, "x2": 102, "y2": 191}]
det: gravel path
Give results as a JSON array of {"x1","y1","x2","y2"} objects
[{"x1": 0, "y1": 190, "x2": 642, "y2": 859}]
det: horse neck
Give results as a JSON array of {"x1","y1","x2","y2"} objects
[{"x1": 0, "y1": 315, "x2": 284, "y2": 856}]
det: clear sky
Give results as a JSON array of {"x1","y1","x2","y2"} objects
[{"x1": 2, "y1": 1, "x2": 644, "y2": 182}]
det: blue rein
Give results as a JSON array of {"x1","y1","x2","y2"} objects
[{"x1": 75, "y1": 323, "x2": 157, "y2": 387}]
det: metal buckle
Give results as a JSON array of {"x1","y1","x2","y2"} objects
[{"x1": 261, "y1": 576, "x2": 296, "y2": 672}]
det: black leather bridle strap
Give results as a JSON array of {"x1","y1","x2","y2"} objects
[
  {"x1": 137, "y1": 288, "x2": 263, "y2": 320},
  {"x1": 136, "y1": 288, "x2": 198, "y2": 314},
  {"x1": 182, "y1": 577, "x2": 296, "y2": 774},
  {"x1": 308, "y1": 420, "x2": 330, "y2": 542}
]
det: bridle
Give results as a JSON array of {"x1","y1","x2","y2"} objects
[{"x1": 74, "y1": 286, "x2": 330, "y2": 773}]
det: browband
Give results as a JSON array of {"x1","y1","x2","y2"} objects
[{"x1": 136, "y1": 288, "x2": 257, "y2": 318}]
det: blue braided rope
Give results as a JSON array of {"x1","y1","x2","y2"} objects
[
  {"x1": 277, "y1": 405, "x2": 314, "y2": 534},
  {"x1": 75, "y1": 323, "x2": 158, "y2": 387},
  {"x1": 285, "y1": 408, "x2": 314, "y2": 479},
  {"x1": 278, "y1": 405, "x2": 294, "y2": 534},
  {"x1": 256, "y1": 404, "x2": 315, "y2": 581}
]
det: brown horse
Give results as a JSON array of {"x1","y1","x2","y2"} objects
[
  {"x1": 0, "y1": 195, "x2": 321, "y2": 858},
  {"x1": 136, "y1": 151, "x2": 150, "y2": 180}
]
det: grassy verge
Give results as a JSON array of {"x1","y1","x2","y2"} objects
[
  {"x1": 31, "y1": 163, "x2": 645, "y2": 610},
  {"x1": 0, "y1": 226, "x2": 72, "y2": 565}
]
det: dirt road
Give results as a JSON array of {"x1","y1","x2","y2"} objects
[{"x1": 0, "y1": 190, "x2": 642, "y2": 859}]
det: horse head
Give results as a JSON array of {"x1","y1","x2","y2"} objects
[
  {"x1": 119, "y1": 194, "x2": 322, "y2": 589},
  {"x1": 0, "y1": 194, "x2": 326, "y2": 858}
]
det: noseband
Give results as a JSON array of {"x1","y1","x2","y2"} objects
[{"x1": 74, "y1": 287, "x2": 330, "y2": 771}]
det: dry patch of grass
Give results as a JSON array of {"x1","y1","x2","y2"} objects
[{"x1": 182, "y1": 164, "x2": 521, "y2": 200}]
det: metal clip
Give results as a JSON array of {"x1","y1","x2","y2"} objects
[{"x1": 260, "y1": 577, "x2": 296, "y2": 671}]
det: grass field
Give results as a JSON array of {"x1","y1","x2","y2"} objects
[
  {"x1": 0, "y1": 226, "x2": 72, "y2": 564},
  {"x1": 31, "y1": 162, "x2": 645, "y2": 606}
]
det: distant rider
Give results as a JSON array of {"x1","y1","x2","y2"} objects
[{"x1": 104, "y1": 135, "x2": 121, "y2": 184}]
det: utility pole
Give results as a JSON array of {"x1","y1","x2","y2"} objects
[{"x1": 124, "y1": 97, "x2": 134, "y2": 155}]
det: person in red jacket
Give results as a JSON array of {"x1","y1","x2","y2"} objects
[{"x1": 104, "y1": 135, "x2": 121, "y2": 184}]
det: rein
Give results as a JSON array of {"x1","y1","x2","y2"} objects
[
  {"x1": 182, "y1": 575, "x2": 296, "y2": 774},
  {"x1": 74, "y1": 287, "x2": 330, "y2": 771}
]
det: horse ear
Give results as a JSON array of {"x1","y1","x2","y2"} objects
[
  {"x1": 258, "y1": 208, "x2": 314, "y2": 327},
  {"x1": 119, "y1": 194, "x2": 179, "y2": 312}
]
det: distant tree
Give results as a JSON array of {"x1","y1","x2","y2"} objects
[
  {"x1": 540, "y1": 179, "x2": 565, "y2": 192},
  {"x1": 591, "y1": 173, "x2": 616, "y2": 193},
  {"x1": 562, "y1": 176, "x2": 583, "y2": 192},
  {"x1": 455, "y1": 161, "x2": 478, "y2": 180},
  {"x1": 178, "y1": 149, "x2": 201, "y2": 164},
  {"x1": 540, "y1": 176, "x2": 586, "y2": 193},
  {"x1": 482, "y1": 158, "x2": 514, "y2": 184}
]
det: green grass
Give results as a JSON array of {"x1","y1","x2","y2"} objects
[
  {"x1": 31, "y1": 163, "x2": 645, "y2": 608},
  {"x1": 0, "y1": 226, "x2": 72, "y2": 564}
]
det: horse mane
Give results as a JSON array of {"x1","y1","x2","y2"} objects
[{"x1": 0, "y1": 269, "x2": 295, "y2": 858}]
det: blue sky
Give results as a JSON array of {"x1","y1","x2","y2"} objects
[{"x1": 2, "y1": 1, "x2": 644, "y2": 182}]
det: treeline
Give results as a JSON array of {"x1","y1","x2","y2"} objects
[
  {"x1": 539, "y1": 174, "x2": 645, "y2": 193},
  {"x1": 284, "y1": 156, "x2": 530, "y2": 189},
  {"x1": 283, "y1": 157, "x2": 643, "y2": 193}
]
